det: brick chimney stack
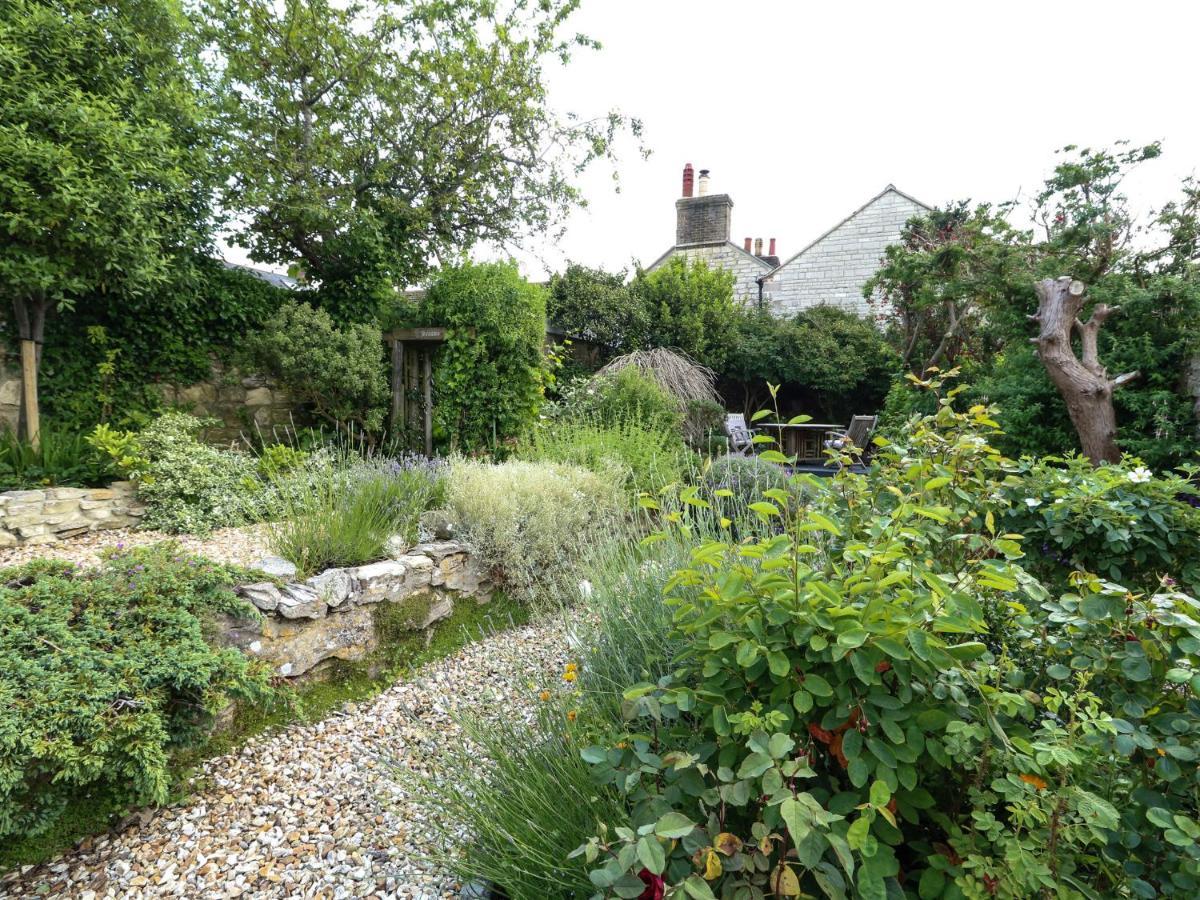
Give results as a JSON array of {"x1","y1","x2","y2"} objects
[
  {"x1": 769, "y1": 237, "x2": 776, "y2": 256},
  {"x1": 754, "y1": 238, "x2": 763, "y2": 256},
  {"x1": 675, "y1": 166, "x2": 733, "y2": 246},
  {"x1": 744, "y1": 237, "x2": 752, "y2": 252}
]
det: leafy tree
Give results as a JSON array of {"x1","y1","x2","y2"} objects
[
  {"x1": 722, "y1": 307, "x2": 897, "y2": 420},
  {"x1": 870, "y1": 142, "x2": 1200, "y2": 467},
  {"x1": 205, "y1": 0, "x2": 640, "y2": 321},
  {"x1": 546, "y1": 263, "x2": 646, "y2": 359},
  {"x1": 0, "y1": 0, "x2": 215, "y2": 445},
  {"x1": 422, "y1": 262, "x2": 547, "y2": 453},
  {"x1": 243, "y1": 301, "x2": 390, "y2": 433},
  {"x1": 633, "y1": 256, "x2": 738, "y2": 369}
]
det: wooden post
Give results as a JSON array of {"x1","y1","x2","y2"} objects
[
  {"x1": 20, "y1": 339, "x2": 39, "y2": 451},
  {"x1": 422, "y1": 350, "x2": 433, "y2": 457},
  {"x1": 389, "y1": 339, "x2": 404, "y2": 432}
]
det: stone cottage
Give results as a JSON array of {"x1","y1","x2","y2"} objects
[{"x1": 646, "y1": 163, "x2": 930, "y2": 317}]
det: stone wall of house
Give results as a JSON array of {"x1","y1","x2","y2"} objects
[
  {"x1": 0, "y1": 481, "x2": 144, "y2": 547},
  {"x1": 0, "y1": 360, "x2": 298, "y2": 444},
  {"x1": 762, "y1": 187, "x2": 928, "y2": 317},
  {"x1": 650, "y1": 242, "x2": 774, "y2": 304},
  {"x1": 218, "y1": 540, "x2": 492, "y2": 680}
]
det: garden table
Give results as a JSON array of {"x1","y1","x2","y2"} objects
[{"x1": 760, "y1": 422, "x2": 841, "y2": 463}]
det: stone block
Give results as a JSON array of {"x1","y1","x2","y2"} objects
[
  {"x1": 15, "y1": 523, "x2": 47, "y2": 537},
  {"x1": 397, "y1": 554, "x2": 433, "y2": 589},
  {"x1": 42, "y1": 500, "x2": 82, "y2": 517},
  {"x1": 0, "y1": 377, "x2": 20, "y2": 406},
  {"x1": 46, "y1": 487, "x2": 87, "y2": 501},
  {"x1": 252, "y1": 555, "x2": 298, "y2": 579},
  {"x1": 2, "y1": 491, "x2": 46, "y2": 504},
  {"x1": 85, "y1": 489, "x2": 116, "y2": 501},
  {"x1": 307, "y1": 567, "x2": 354, "y2": 608},
  {"x1": 0, "y1": 530, "x2": 16, "y2": 547},
  {"x1": 178, "y1": 382, "x2": 218, "y2": 406},
  {"x1": 82, "y1": 506, "x2": 112, "y2": 521},
  {"x1": 277, "y1": 583, "x2": 327, "y2": 620},
  {"x1": 238, "y1": 582, "x2": 282, "y2": 612},
  {"x1": 349, "y1": 560, "x2": 408, "y2": 604},
  {"x1": 245, "y1": 387, "x2": 273, "y2": 406}
]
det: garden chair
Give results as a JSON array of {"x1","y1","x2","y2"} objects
[
  {"x1": 724, "y1": 413, "x2": 756, "y2": 455},
  {"x1": 824, "y1": 415, "x2": 878, "y2": 463}
]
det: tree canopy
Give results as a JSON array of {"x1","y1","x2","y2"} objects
[
  {"x1": 0, "y1": 0, "x2": 215, "y2": 441},
  {"x1": 871, "y1": 142, "x2": 1200, "y2": 468},
  {"x1": 205, "y1": 0, "x2": 641, "y2": 321}
]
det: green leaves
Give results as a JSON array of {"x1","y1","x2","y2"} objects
[{"x1": 653, "y1": 811, "x2": 695, "y2": 839}]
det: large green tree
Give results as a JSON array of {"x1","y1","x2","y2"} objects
[
  {"x1": 546, "y1": 263, "x2": 646, "y2": 360},
  {"x1": 870, "y1": 143, "x2": 1200, "y2": 467},
  {"x1": 0, "y1": 0, "x2": 213, "y2": 446},
  {"x1": 205, "y1": 0, "x2": 640, "y2": 321},
  {"x1": 633, "y1": 256, "x2": 738, "y2": 369}
]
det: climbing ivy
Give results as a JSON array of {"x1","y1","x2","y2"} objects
[
  {"x1": 5, "y1": 256, "x2": 292, "y2": 431},
  {"x1": 419, "y1": 262, "x2": 547, "y2": 453}
]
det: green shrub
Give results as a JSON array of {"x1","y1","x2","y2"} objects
[
  {"x1": 701, "y1": 453, "x2": 790, "y2": 517},
  {"x1": 1004, "y1": 453, "x2": 1200, "y2": 594},
  {"x1": 421, "y1": 262, "x2": 548, "y2": 453},
  {"x1": 0, "y1": 544, "x2": 275, "y2": 839},
  {"x1": 443, "y1": 459, "x2": 625, "y2": 603},
  {"x1": 128, "y1": 411, "x2": 266, "y2": 534},
  {"x1": 0, "y1": 425, "x2": 115, "y2": 489},
  {"x1": 585, "y1": 367, "x2": 684, "y2": 435},
  {"x1": 242, "y1": 300, "x2": 390, "y2": 433},
  {"x1": 568, "y1": 382, "x2": 1200, "y2": 899},
  {"x1": 524, "y1": 418, "x2": 688, "y2": 497},
  {"x1": 268, "y1": 455, "x2": 445, "y2": 576}
]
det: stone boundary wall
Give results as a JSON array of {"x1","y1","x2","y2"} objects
[
  {"x1": 0, "y1": 359, "x2": 299, "y2": 443},
  {"x1": 0, "y1": 482, "x2": 144, "y2": 547},
  {"x1": 219, "y1": 541, "x2": 492, "y2": 680}
]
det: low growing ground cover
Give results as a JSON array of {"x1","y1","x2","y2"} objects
[{"x1": 420, "y1": 382, "x2": 1200, "y2": 899}]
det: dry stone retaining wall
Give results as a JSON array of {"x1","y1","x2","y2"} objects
[
  {"x1": 0, "y1": 481, "x2": 144, "y2": 547},
  {"x1": 220, "y1": 540, "x2": 493, "y2": 680}
]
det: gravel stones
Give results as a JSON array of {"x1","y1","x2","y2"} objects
[
  {"x1": 0, "y1": 524, "x2": 272, "y2": 572},
  {"x1": 0, "y1": 618, "x2": 569, "y2": 899}
]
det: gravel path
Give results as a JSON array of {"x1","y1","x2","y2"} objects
[
  {"x1": 0, "y1": 618, "x2": 569, "y2": 899},
  {"x1": 0, "y1": 525, "x2": 273, "y2": 571}
]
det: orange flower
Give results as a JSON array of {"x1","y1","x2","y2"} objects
[
  {"x1": 1019, "y1": 773, "x2": 1048, "y2": 790},
  {"x1": 567, "y1": 709, "x2": 578, "y2": 722},
  {"x1": 538, "y1": 690, "x2": 551, "y2": 702}
]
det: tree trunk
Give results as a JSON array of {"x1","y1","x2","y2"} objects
[
  {"x1": 11, "y1": 294, "x2": 48, "y2": 450},
  {"x1": 1030, "y1": 277, "x2": 1138, "y2": 465}
]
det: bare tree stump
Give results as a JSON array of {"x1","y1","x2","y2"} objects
[{"x1": 1030, "y1": 276, "x2": 1138, "y2": 465}]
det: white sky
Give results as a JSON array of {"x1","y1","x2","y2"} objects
[
  {"x1": 506, "y1": 0, "x2": 1200, "y2": 278},
  {"x1": 225, "y1": 0, "x2": 1200, "y2": 282}
]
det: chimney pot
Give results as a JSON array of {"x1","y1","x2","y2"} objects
[
  {"x1": 744, "y1": 237, "x2": 752, "y2": 252},
  {"x1": 698, "y1": 169, "x2": 710, "y2": 196},
  {"x1": 768, "y1": 237, "x2": 776, "y2": 256},
  {"x1": 681, "y1": 163, "x2": 694, "y2": 198},
  {"x1": 754, "y1": 237, "x2": 763, "y2": 256}
]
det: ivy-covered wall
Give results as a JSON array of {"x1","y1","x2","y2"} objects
[{"x1": 1, "y1": 256, "x2": 301, "y2": 438}]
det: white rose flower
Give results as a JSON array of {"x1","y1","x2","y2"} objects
[
  {"x1": 1025, "y1": 497, "x2": 1042, "y2": 508},
  {"x1": 1127, "y1": 466, "x2": 1152, "y2": 484}
]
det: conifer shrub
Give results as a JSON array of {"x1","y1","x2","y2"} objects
[{"x1": 0, "y1": 545, "x2": 275, "y2": 839}]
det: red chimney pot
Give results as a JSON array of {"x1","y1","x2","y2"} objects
[
  {"x1": 682, "y1": 163, "x2": 694, "y2": 198},
  {"x1": 768, "y1": 237, "x2": 776, "y2": 256},
  {"x1": 744, "y1": 237, "x2": 752, "y2": 252}
]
